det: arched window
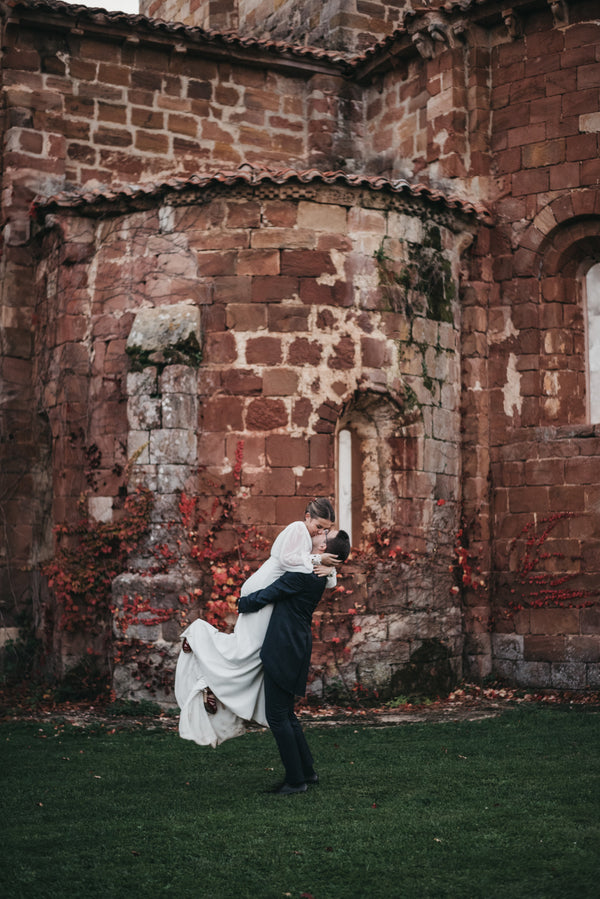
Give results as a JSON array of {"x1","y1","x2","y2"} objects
[
  {"x1": 586, "y1": 262, "x2": 600, "y2": 423},
  {"x1": 337, "y1": 428, "x2": 353, "y2": 544},
  {"x1": 336, "y1": 392, "x2": 423, "y2": 550}
]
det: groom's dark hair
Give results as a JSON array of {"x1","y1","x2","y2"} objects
[{"x1": 326, "y1": 530, "x2": 351, "y2": 562}]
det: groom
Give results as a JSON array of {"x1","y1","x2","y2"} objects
[{"x1": 237, "y1": 530, "x2": 351, "y2": 795}]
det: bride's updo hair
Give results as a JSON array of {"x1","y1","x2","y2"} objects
[
  {"x1": 326, "y1": 530, "x2": 351, "y2": 562},
  {"x1": 305, "y1": 497, "x2": 335, "y2": 522}
]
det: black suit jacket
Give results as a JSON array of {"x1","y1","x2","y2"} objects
[{"x1": 237, "y1": 571, "x2": 327, "y2": 696}]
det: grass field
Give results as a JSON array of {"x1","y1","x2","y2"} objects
[{"x1": 2, "y1": 704, "x2": 599, "y2": 898}]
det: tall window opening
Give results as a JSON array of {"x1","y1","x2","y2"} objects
[
  {"x1": 336, "y1": 392, "x2": 422, "y2": 549},
  {"x1": 586, "y1": 262, "x2": 600, "y2": 423},
  {"x1": 338, "y1": 429, "x2": 353, "y2": 544}
]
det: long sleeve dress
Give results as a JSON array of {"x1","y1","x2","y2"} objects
[{"x1": 175, "y1": 521, "x2": 335, "y2": 747}]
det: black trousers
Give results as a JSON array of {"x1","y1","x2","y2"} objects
[{"x1": 263, "y1": 670, "x2": 315, "y2": 786}]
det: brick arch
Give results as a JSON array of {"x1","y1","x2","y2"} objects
[
  {"x1": 515, "y1": 189, "x2": 600, "y2": 277},
  {"x1": 334, "y1": 387, "x2": 424, "y2": 544}
]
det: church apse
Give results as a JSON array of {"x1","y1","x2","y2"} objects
[{"x1": 28, "y1": 171, "x2": 478, "y2": 703}]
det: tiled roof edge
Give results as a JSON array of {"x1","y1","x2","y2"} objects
[
  {"x1": 31, "y1": 165, "x2": 493, "y2": 223},
  {"x1": 4, "y1": 0, "x2": 354, "y2": 69}
]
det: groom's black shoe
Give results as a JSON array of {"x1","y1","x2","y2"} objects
[
  {"x1": 305, "y1": 773, "x2": 319, "y2": 785},
  {"x1": 271, "y1": 782, "x2": 307, "y2": 795}
]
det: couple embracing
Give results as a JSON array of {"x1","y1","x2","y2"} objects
[{"x1": 175, "y1": 498, "x2": 350, "y2": 795}]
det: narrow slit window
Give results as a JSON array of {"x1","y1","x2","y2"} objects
[
  {"x1": 586, "y1": 263, "x2": 600, "y2": 423},
  {"x1": 338, "y1": 428, "x2": 352, "y2": 545}
]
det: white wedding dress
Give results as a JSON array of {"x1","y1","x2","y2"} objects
[{"x1": 175, "y1": 521, "x2": 335, "y2": 747}]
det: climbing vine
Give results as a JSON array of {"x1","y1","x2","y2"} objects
[
  {"x1": 177, "y1": 441, "x2": 269, "y2": 630},
  {"x1": 44, "y1": 485, "x2": 154, "y2": 635},
  {"x1": 506, "y1": 512, "x2": 600, "y2": 611}
]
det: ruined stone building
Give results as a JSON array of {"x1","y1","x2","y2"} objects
[{"x1": 1, "y1": 0, "x2": 599, "y2": 702}]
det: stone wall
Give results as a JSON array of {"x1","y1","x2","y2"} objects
[
  {"x1": 32, "y1": 179, "x2": 473, "y2": 701},
  {"x1": 1, "y1": 0, "x2": 600, "y2": 698},
  {"x1": 460, "y1": 6, "x2": 600, "y2": 685}
]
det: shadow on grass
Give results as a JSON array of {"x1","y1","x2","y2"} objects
[{"x1": 2, "y1": 705, "x2": 599, "y2": 898}]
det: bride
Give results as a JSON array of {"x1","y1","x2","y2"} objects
[{"x1": 175, "y1": 498, "x2": 341, "y2": 747}]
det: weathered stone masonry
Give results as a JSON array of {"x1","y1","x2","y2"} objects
[{"x1": 1, "y1": 0, "x2": 599, "y2": 699}]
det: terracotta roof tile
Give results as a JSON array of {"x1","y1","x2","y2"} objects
[
  {"x1": 7, "y1": 0, "x2": 353, "y2": 68},
  {"x1": 9, "y1": 0, "x2": 501, "y2": 72},
  {"x1": 32, "y1": 165, "x2": 492, "y2": 222}
]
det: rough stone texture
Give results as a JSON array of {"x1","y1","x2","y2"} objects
[{"x1": 1, "y1": 0, "x2": 599, "y2": 702}]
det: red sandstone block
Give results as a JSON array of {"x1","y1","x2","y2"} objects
[
  {"x1": 296, "y1": 468, "x2": 334, "y2": 497},
  {"x1": 529, "y1": 608, "x2": 580, "y2": 636},
  {"x1": 246, "y1": 398, "x2": 288, "y2": 430},
  {"x1": 92, "y1": 127, "x2": 132, "y2": 148},
  {"x1": 512, "y1": 168, "x2": 550, "y2": 197},
  {"x1": 496, "y1": 147, "x2": 521, "y2": 174},
  {"x1": 222, "y1": 369, "x2": 262, "y2": 396},
  {"x1": 237, "y1": 249, "x2": 279, "y2": 277},
  {"x1": 581, "y1": 157, "x2": 600, "y2": 185},
  {"x1": 195, "y1": 251, "x2": 236, "y2": 277},
  {"x1": 546, "y1": 114, "x2": 582, "y2": 142},
  {"x1": 168, "y1": 114, "x2": 198, "y2": 137},
  {"x1": 227, "y1": 202, "x2": 261, "y2": 230},
  {"x1": 300, "y1": 280, "x2": 351, "y2": 307},
  {"x1": 571, "y1": 192, "x2": 599, "y2": 217},
  {"x1": 309, "y1": 435, "x2": 332, "y2": 469},
  {"x1": 275, "y1": 496, "x2": 310, "y2": 527},
  {"x1": 501, "y1": 461, "x2": 525, "y2": 487},
  {"x1": 523, "y1": 636, "x2": 567, "y2": 662},
  {"x1": 567, "y1": 133, "x2": 598, "y2": 161},
  {"x1": 561, "y1": 87, "x2": 598, "y2": 118},
  {"x1": 97, "y1": 102, "x2": 127, "y2": 126},
  {"x1": 224, "y1": 434, "x2": 265, "y2": 470},
  {"x1": 97, "y1": 62, "x2": 130, "y2": 87},
  {"x1": 288, "y1": 338, "x2": 322, "y2": 366},
  {"x1": 131, "y1": 108, "x2": 164, "y2": 130},
  {"x1": 361, "y1": 337, "x2": 391, "y2": 368},
  {"x1": 213, "y1": 277, "x2": 252, "y2": 304},
  {"x1": 205, "y1": 332, "x2": 237, "y2": 364},
  {"x1": 548, "y1": 485, "x2": 586, "y2": 512},
  {"x1": 135, "y1": 130, "x2": 169, "y2": 153},
  {"x1": 564, "y1": 457, "x2": 600, "y2": 485},
  {"x1": 577, "y1": 63, "x2": 600, "y2": 90},
  {"x1": 266, "y1": 435, "x2": 309, "y2": 468},
  {"x1": 522, "y1": 139, "x2": 565, "y2": 169},
  {"x1": 268, "y1": 305, "x2": 310, "y2": 332},
  {"x1": 263, "y1": 369, "x2": 299, "y2": 397},
  {"x1": 226, "y1": 304, "x2": 267, "y2": 332},
  {"x1": 246, "y1": 336, "x2": 283, "y2": 365},
  {"x1": 293, "y1": 397, "x2": 312, "y2": 428},
  {"x1": 251, "y1": 276, "x2": 298, "y2": 303},
  {"x1": 528, "y1": 95, "x2": 562, "y2": 125},
  {"x1": 524, "y1": 458, "x2": 565, "y2": 486},
  {"x1": 201, "y1": 396, "x2": 244, "y2": 431},
  {"x1": 242, "y1": 467, "x2": 296, "y2": 496},
  {"x1": 281, "y1": 250, "x2": 336, "y2": 277},
  {"x1": 581, "y1": 607, "x2": 600, "y2": 634},
  {"x1": 328, "y1": 338, "x2": 356, "y2": 371},
  {"x1": 508, "y1": 486, "x2": 550, "y2": 515},
  {"x1": 261, "y1": 201, "x2": 298, "y2": 228},
  {"x1": 507, "y1": 122, "x2": 546, "y2": 149},
  {"x1": 202, "y1": 305, "x2": 226, "y2": 333}
]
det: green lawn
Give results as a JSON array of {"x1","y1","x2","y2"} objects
[{"x1": 2, "y1": 705, "x2": 599, "y2": 898}]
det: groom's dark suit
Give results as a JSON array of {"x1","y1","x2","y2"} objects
[{"x1": 237, "y1": 571, "x2": 327, "y2": 789}]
